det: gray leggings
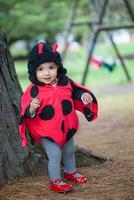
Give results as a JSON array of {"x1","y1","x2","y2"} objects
[{"x1": 41, "y1": 138, "x2": 76, "y2": 181}]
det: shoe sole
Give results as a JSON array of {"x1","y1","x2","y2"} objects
[
  {"x1": 64, "y1": 178, "x2": 88, "y2": 184},
  {"x1": 64, "y1": 177, "x2": 88, "y2": 184},
  {"x1": 51, "y1": 188, "x2": 73, "y2": 193}
]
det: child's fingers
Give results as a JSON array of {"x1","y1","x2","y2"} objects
[
  {"x1": 32, "y1": 98, "x2": 40, "y2": 103},
  {"x1": 88, "y1": 95, "x2": 93, "y2": 103},
  {"x1": 33, "y1": 101, "x2": 40, "y2": 107},
  {"x1": 85, "y1": 96, "x2": 90, "y2": 104},
  {"x1": 81, "y1": 94, "x2": 88, "y2": 105},
  {"x1": 32, "y1": 98, "x2": 41, "y2": 105},
  {"x1": 85, "y1": 94, "x2": 92, "y2": 103},
  {"x1": 81, "y1": 93, "x2": 93, "y2": 104},
  {"x1": 31, "y1": 98, "x2": 41, "y2": 108},
  {"x1": 33, "y1": 103, "x2": 40, "y2": 107}
]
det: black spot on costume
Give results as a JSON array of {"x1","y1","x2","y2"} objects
[
  {"x1": 30, "y1": 85, "x2": 39, "y2": 98},
  {"x1": 39, "y1": 105, "x2": 55, "y2": 120},
  {"x1": 61, "y1": 100, "x2": 72, "y2": 116}
]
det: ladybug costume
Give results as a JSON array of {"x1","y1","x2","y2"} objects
[{"x1": 19, "y1": 42, "x2": 98, "y2": 148}]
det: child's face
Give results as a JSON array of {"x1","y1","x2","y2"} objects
[{"x1": 36, "y1": 62, "x2": 58, "y2": 85}]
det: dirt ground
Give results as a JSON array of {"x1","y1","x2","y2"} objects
[{"x1": 0, "y1": 92, "x2": 134, "y2": 200}]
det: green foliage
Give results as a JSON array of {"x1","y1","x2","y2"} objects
[
  {"x1": 0, "y1": 0, "x2": 70, "y2": 43},
  {"x1": 1, "y1": 0, "x2": 134, "y2": 45}
]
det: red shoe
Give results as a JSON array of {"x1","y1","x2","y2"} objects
[
  {"x1": 64, "y1": 171, "x2": 88, "y2": 184},
  {"x1": 50, "y1": 179, "x2": 73, "y2": 192}
]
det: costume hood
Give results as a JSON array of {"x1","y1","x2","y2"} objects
[{"x1": 28, "y1": 42, "x2": 67, "y2": 85}]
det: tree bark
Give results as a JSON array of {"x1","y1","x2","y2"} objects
[
  {"x1": 0, "y1": 32, "x2": 29, "y2": 186},
  {"x1": 0, "y1": 32, "x2": 106, "y2": 187}
]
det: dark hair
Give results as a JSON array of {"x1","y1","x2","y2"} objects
[{"x1": 27, "y1": 42, "x2": 67, "y2": 85}]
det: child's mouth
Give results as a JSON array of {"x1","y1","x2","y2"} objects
[{"x1": 44, "y1": 78, "x2": 51, "y2": 81}]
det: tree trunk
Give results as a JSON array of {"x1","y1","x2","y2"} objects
[
  {"x1": 0, "y1": 32, "x2": 28, "y2": 185},
  {"x1": 0, "y1": 32, "x2": 106, "y2": 187}
]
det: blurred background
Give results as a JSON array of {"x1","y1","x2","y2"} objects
[
  {"x1": 0, "y1": 1, "x2": 134, "y2": 198},
  {"x1": 0, "y1": 0, "x2": 134, "y2": 92}
]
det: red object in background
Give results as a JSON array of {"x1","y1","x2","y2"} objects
[{"x1": 91, "y1": 56, "x2": 102, "y2": 68}]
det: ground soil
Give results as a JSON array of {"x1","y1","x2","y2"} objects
[{"x1": 0, "y1": 90, "x2": 134, "y2": 200}]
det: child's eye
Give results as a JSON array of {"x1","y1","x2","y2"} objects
[
  {"x1": 37, "y1": 68, "x2": 42, "y2": 71},
  {"x1": 49, "y1": 66, "x2": 56, "y2": 70}
]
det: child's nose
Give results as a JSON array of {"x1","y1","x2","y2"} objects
[{"x1": 44, "y1": 70, "x2": 50, "y2": 75}]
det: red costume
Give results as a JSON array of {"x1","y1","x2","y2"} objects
[
  {"x1": 19, "y1": 76, "x2": 98, "y2": 147},
  {"x1": 18, "y1": 42, "x2": 98, "y2": 192}
]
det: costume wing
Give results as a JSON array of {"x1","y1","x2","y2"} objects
[
  {"x1": 18, "y1": 84, "x2": 33, "y2": 147},
  {"x1": 69, "y1": 79, "x2": 98, "y2": 121}
]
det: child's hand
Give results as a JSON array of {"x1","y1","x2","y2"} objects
[
  {"x1": 81, "y1": 93, "x2": 93, "y2": 105},
  {"x1": 29, "y1": 98, "x2": 41, "y2": 114}
]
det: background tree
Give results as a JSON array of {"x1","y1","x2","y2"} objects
[{"x1": 0, "y1": 0, "x2": 71, "y2": 45}]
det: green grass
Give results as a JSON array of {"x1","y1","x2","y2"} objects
[{"x1": 14, "y1": 42, "x2": 134, "y2": 91}]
